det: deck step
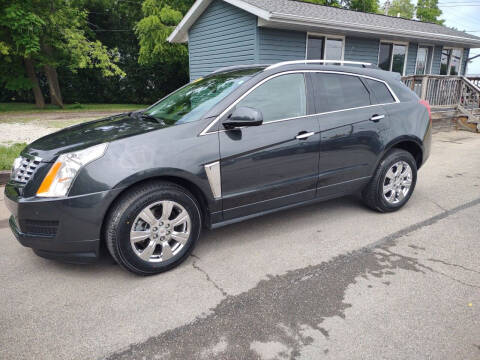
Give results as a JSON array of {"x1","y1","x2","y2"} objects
[{"x1": 457, "y1": 105, "x2": 480, "y2": 132}]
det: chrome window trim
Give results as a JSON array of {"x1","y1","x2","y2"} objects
[{"x1": 199, "y1": 70, "x2": 400, "y2": 136}]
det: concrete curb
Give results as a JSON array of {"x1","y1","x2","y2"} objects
[{"x1": 0, "y1": 171, "x2": 11, "y2": 186}]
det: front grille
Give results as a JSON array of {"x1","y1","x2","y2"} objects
[
  {"x1": 20, "y1": 219, "x2": 59, "y2": 236},
  {"x1": 12, "y1": 156, "x2": 42, "y2": 184}
]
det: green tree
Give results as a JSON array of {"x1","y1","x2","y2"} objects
[
  {"x1": 135, "y1": 0, "x2": 194, "y2": 66},
  {"x1": 0, "y1": 0, "x2": 125, "y2": 108},
  {"x1": 57, "y1": 0, "x2": 190, "y2": 104},
  {"x1": 416, "y1": 0, "x2": 444, "y2": 24},
  {"x1": 348, "y1": 0, "x2": 379, "y2": 13},
  {"x1": 387, "y1": 0, "x2": 415, "y2": 18}
]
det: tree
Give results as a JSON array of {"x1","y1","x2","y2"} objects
[
  {"x1": 135, "y1": 0, "x2": 194, "y2": 66},
  {"x1": 416, "y1": 0, "x2": 444, "y2": 24},
  {"x1": 387, "y1": 0, "x2": 415, "y2": 18},
  {"x1": 0, "y1": 0, "x2": 125, "y2": 108},
  {"x1": 348, "y1": 0, "x2": 379, "y2": 13}
]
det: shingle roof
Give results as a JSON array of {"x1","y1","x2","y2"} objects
[
  {"x1": 243, "y1": 0, "x2": 480, "y2": 42},
  {"x1": 168, "y1": 0, "x2": 480, "y2": 46}
]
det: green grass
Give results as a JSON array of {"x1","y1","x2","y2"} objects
[
  {"x1": 0, "y1": 102, "x2": 146, "y2": 113},
  {"x1": 0, "y1": 143, "x2": 26, "y2": 171}
]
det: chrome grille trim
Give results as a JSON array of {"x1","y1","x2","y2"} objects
[{"x1": 12, "y1": 156, "x2": 42, "y2": 184}]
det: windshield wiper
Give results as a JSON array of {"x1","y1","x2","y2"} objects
[{"x1": 139, "y1": 113, "x2": 165, "y2": 125}]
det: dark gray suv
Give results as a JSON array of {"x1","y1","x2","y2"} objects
[{"x1": 4, "y1": 61, "x2": 432, "y2": 275}]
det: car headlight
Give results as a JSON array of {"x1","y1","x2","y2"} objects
[{"x1": 36, "y1": 143, "x2": 108, "y2": 197}]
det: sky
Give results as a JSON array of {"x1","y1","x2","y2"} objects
[{"x1": 380, "y1": 0, "x2": 480, "y2": 74}]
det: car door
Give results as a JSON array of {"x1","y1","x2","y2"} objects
[
  {"x1": 309, "y1": 72, "x2": 388, "y2": 199},
  {"x1": 218, "y1": 72, "x2": 320, "y2": 220}
]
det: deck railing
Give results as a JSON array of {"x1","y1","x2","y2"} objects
[
  {"x1": 402, "y1": 75, "x2": 480, "y2": 110},
  {"x1": 468, "y1": 75, "x2": 480, "y2": 86}
]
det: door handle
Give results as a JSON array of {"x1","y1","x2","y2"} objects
[
  {"x1": 370, "y1": 114, "x2": 385, "y2": 122},
  {"x1": 296, "y1": 131, "x2": 315, "y2": 140}
]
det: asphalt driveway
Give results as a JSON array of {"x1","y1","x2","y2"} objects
[{"x1": 0, "y1": 130, "x2": 479, "y2": 360}]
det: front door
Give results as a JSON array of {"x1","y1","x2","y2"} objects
[{"x1": 218, "y1": 73, "x2": 320, "y2": 220}]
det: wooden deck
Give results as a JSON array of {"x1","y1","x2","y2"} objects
[{"x1": 402, "y1": 75, "x2": 480, "y2": 132}]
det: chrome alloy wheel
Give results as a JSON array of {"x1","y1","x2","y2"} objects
[
  {"x1": 382, "y1": 161, "x2": 413, "y2": 205},
  {"x1": 130, "y1": 201, "x2": 191, "y2": 262}
]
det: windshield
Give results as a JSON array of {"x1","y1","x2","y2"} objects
[{"x1": 144, "y1": 68, "x2": 262, "y2": 125}]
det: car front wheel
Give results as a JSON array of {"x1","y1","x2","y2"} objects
[
  {"x1": 105, "y1": 181, "x2": 202, "y2": 275},
  {"x1": 362, "y1": 149, "x2": 417, "y2": 212}
]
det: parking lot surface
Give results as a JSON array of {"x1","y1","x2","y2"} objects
[{"x1": 1, "y1": 130, "x2": 479, "y2": 360}]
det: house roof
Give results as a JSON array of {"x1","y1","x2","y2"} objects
[{"x1": 168, "y1": 0, "x2": 480, "y2": 47}]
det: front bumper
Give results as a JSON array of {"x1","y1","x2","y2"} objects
[{"x1": 4, "y1": 183, "x2": 124, "y2": 264}]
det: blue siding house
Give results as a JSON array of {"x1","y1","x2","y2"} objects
[{"x1": 168, "y1": 0, "x2": 480, "y2": 81}]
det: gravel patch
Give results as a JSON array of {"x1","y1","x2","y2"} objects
[{"x1": 0, "y1": 111, "x2": 124, "y2": 146}]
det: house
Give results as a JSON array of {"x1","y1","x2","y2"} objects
[{"x1": 168, "y1": 0, "x2": 480, "y2": 81}]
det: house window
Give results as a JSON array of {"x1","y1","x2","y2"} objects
[
  {"x1": 378, "y1": 42, "x2": 407, "y2": 75},
  {"x1": 306, "y1": 34, "x2": 344, "y2": 61},
  {"x1": 415, "y1": 46, "x2": 433, "y2": 75},
  {"x1": 440, "y1": 48, "x2": 463, "y2": 75}
]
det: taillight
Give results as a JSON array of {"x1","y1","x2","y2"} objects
[{"x1": 419, "y1": 99, "x2": 432, "y2": 124}]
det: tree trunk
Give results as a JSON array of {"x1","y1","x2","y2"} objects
[
  {"x1": 42, "y1": 42, "x2": 64, "y2": 108},
  {"x1": 44, "y1": 64, "x2": 64, "y2": 108},
  {"x1": 24, "y1": 58, "x2": 45, "y2": 109}
]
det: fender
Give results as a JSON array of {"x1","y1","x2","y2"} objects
[
  {"x1": 112, "y1": 167, "x2": 217, "y2": 210},
  {"x1": 373, "y1": 135, "x2": 424, "y2": 174}
]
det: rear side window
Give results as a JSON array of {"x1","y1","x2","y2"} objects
[
  {"x1": 311, "y1": 73, "x2": 371, "y2": 113},
  {"x1": 364, "y1": 79, "x2": 396, "y2": 104},
  {"x1": 237, "y1": 73, "x2": 306, "y2": 122}
]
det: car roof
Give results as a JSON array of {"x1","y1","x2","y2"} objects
[{"x1": 209, "y1": 63, "x2": 401, "y2": 84}]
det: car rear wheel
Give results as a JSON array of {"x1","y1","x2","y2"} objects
[
  {"x1": 362, "y1": 149, "x2": 417, "y2": 212},
  {"x1": 105, "y1": 181, "x2": 201, "y2": 275}
]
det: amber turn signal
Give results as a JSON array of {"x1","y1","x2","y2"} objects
[{"x1": 37, "y1": 162, "x2": 62, "y2": 195}]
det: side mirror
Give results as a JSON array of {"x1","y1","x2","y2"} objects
[{"x1": 223, "y1": 107, "x2": 263, "y2": 129}]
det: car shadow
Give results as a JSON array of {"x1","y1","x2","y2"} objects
[
  {"x1": 198, "y1": 195, "x2": 365, "y2": 248},
  {"x1": 31, "y1": 194, "x2": 367, "y2": 276}
]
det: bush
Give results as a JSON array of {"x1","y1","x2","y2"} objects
[{"x1": 0, "y1": 143, "x2": 26, "y2": 171}]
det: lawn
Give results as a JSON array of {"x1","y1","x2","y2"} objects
[
  {"x1": 0, "y1": 102, "x2": 146, "y2": 113},
  {"x1": 0, "y1": 143, "x2": 26, "y2": 171}
]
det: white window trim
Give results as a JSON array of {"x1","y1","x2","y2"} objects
[
  {"x1": 377, "y1": 40, "x2": 409, "y2": 76},
  {"x1": 414, "y1": 44, "x2": 434, "y2": 75},
  {"x1": 441, "y1": 47, "x2": 464, "y2": 75},
  {"x1": 305, "y1": 32, "x2": 345, "y2": 61}
]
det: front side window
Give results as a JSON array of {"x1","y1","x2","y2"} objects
[
  {"x1": 307, "y1": 35, "x2": 344, "y2": 61},
  {"x1": 236, "y1": 74, "x2": 306, "y2": 122},
  {"x1": 312, "y1": 73, "x2": 371, "y2": 113},
  {"x1": 440, "y1": 48, "x2": 463, "y2": 75},
  {"x1": 145, "y1": 69, "x2": 260, "y2": 125},
  {"x1": 378, "y1": 42, "x2": 407, "y2": 75}
]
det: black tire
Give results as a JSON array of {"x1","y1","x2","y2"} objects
[
  {"x1": 362, "y1": 149, "x2": 417, "y2": 213},
  {"x1": 105, "y1": 181, "x2": 202, "y2": 275}
]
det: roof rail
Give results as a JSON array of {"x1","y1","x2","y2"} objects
[
  {"x1": 265, "y1": 60, "x2": 374, "y2": 71},
  {"x1": 209, "y1": 64, "x2": 267, "y2": 76}
]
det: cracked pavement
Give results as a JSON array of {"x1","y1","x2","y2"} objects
[{"x1": 0, "y1": 130, "x2": 479, "y2": 360}]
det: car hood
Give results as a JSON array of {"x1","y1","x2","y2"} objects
[{"x1": 21, "y1": 112, "x2": 168, "y2": 161}]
